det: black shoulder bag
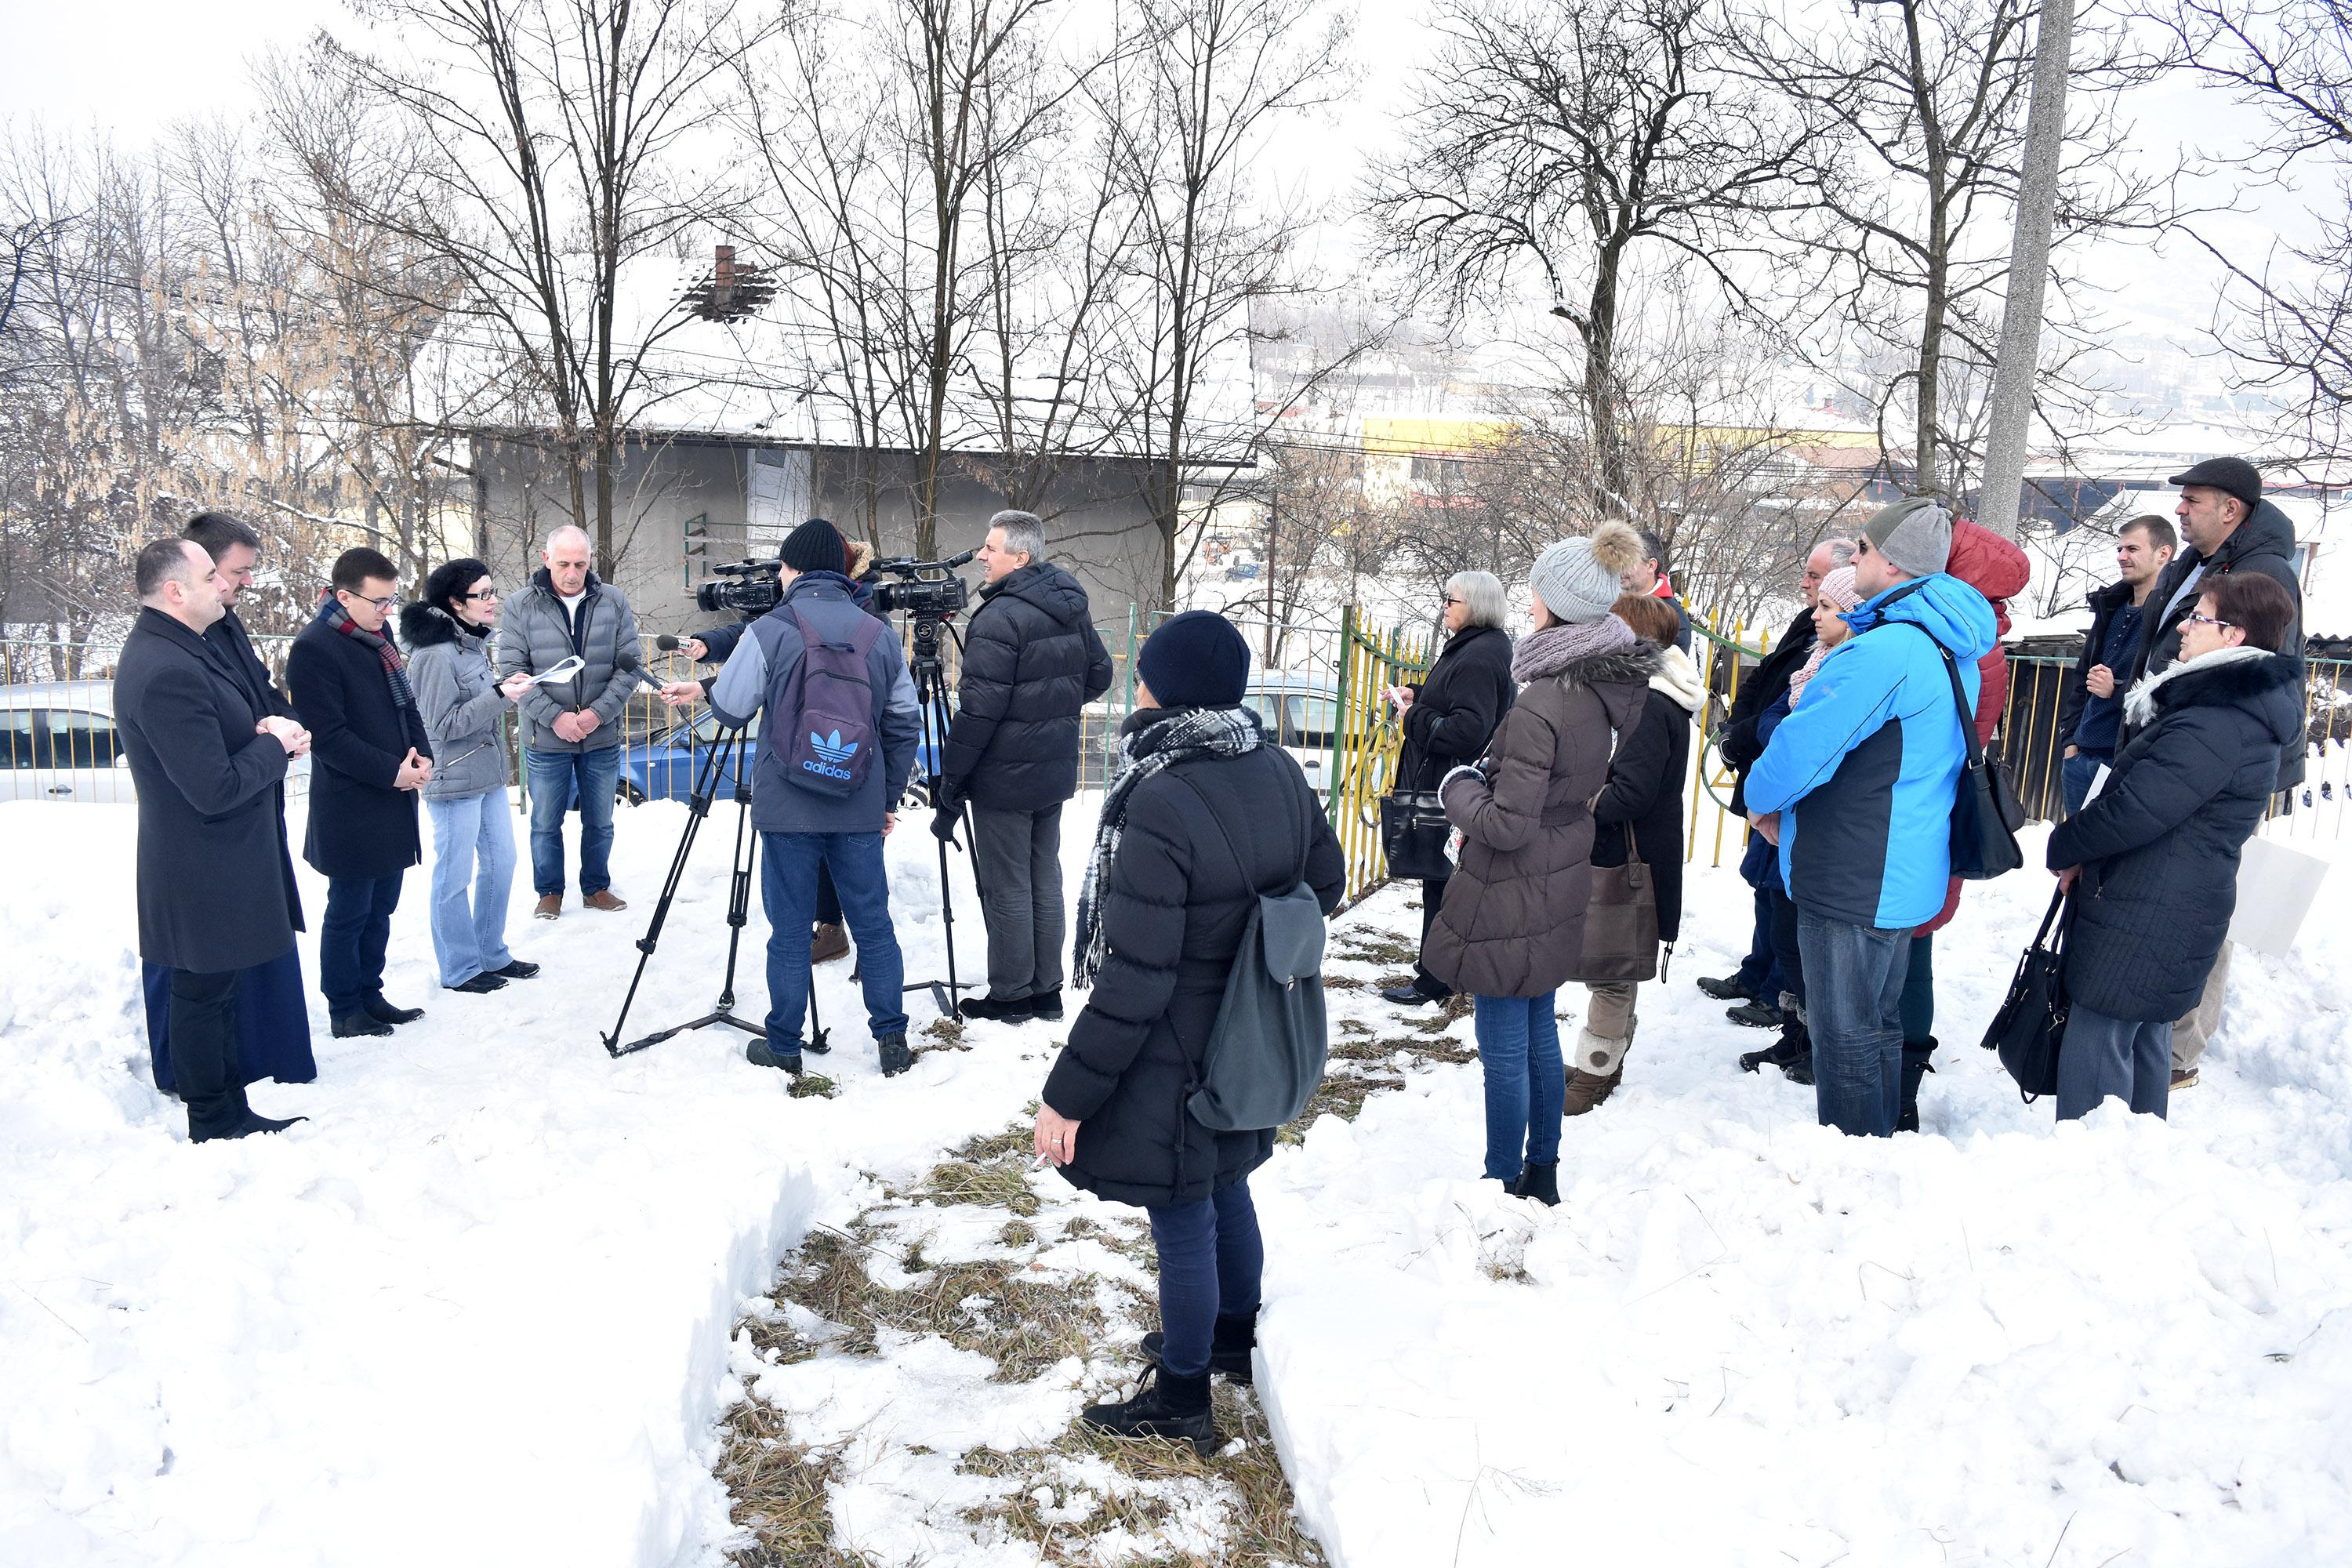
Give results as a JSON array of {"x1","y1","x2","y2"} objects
[
  {"x1": 1903, "y1": 625, "x2": 2026, "y2": 880},
  {"x1": 1980, "y1": 885, "x2": 2071, "y2": 1100}
]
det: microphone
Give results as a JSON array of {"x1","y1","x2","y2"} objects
[{"x1": 655, "y1": 634, "x2": 681, "y2": 652}]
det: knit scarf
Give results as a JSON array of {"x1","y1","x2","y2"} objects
[
  {"x1": 1070, "y1": 704, "x2": 1262, "y2": 991},
  {"x1": 1511, "y1": 613, "x2": 1635, "y2": 683},
  {"x1": 318, "y1": 590, "x2": 417, "y2": 713}
]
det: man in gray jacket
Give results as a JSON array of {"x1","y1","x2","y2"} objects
[
  {"x1": 496, "y1": 525, "x2": 648, "y2": 918},
  {"x1": 693, "y1": 518, "x2": 921, "y2": 1077}
]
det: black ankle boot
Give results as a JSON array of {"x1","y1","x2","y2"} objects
[
  {"x1": 1508, "y1": 1160, "x2": 1560, "y2": 1207},
  {"x1": 1741, "y1": 1012, "x2": 1809, "y2": 1075},
  {"x1": 1896, "y1": 1040, "x2": 1936, "y2": 1133},
  {"x1": 1081, "y1": 1362, "x2": 1220, "y2": 1454},
  {"x1": 1142, "y1": 1311, "x2": 1258, "y2": 1383}
]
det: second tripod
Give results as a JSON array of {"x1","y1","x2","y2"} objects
[{"x1": 901, "y1": 610, "x2": 984, "y2": 1018}]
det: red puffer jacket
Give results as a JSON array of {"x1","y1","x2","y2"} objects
[{"x1": 1918, "y1": 517, "x2": 2031, "y2": 935}]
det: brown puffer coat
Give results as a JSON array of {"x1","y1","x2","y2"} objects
[{"x1": 1423, "y1": 641, "x2": 1658, "y2": 999}]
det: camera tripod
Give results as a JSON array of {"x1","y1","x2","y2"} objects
[
  {"x1": 904, "y1": 611, "x2": 984, "y2": 1018},
  {"x1": 600, "y1": 721, "x2": 829, "y2": 1060}
]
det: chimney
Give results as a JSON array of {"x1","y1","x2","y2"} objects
[{"x1": 714, "y1": 244, "x2": 735, "y2": 305}]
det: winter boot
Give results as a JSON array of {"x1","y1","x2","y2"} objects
[
  {"x1": 877, "y1": 1032, "x2": 913, "y2": 1077},
  {"x1": 810, "y1": 923, "x2": 850, "y2": 965},
  {"x1": 1508, "y1": 1160, "x2": 1561, "y2": 1207},
  {"x1": 745, "y1": 1038, "x2": 802, "y2": 1074},
  {"x1": 1025, "y1": 988, "x2": 1065, "y2": 1022},
  {"x1": 1563, "y1": 1067, "x2": 1621, "y2": 1116},
  {"x1": 956, "y1": 993, "x2": 1030, "y2": 1022},
  {"x1": 365, "y1": 996, "x2": 425, "y2": 1026},
  {"x1": 1726, "y1": 999, "x2": 1780, "y2": 1029},
  {"x1": 1896, "y1": 1040, "x2": 1936, "y2": 1134},
  {"x1": 1080, "y1": 1362, "x2": 1220, "y2": 1455},
  {"x1": 1696, "y1": 974, "x2": 1751, "y2": 1001},
  {"x1": 1141, "y1": 1312, "x2": 1258, "y2": 1384},
  {"x1": 193, "y1": 1109, "x2": 308, "y2": 1143}
]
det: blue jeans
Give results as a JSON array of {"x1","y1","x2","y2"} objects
[
  {"x1": 525, "y1": 746, "x2": 619, "y2": 898},
  {"x1": 2056, "y1": 1006, "x2": 2172, "y2": 1120},
  {"x1": 1145, "y1": 1180, "x2": 1265, "y2": 1377},
  {"x1": 2061, "y1": 751, "x2": 2107, "y2": 817},
  {"x1": 426, "y1": 790, "x2": 517, "y2": 986},
  {"x1": 1736, "y1": 884, "x2": 1782, "y2": 1000},
  {"x1": 1796, "y1": 913, "x2": 1911, "y2": 1137},
  {"x1": 759, "y1": 830, "x2": 908, "y2": 1048},
  {"x1": 1474, "y1": 993, "x2": 1563, "y2": 1179},
  {"x1": 319, "y1": 872, "x2": 405, "y2": 1016}
]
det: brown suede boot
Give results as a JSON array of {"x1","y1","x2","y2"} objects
[
  {"x1": 1563, "y1": 1067, "x2": 1621, "y2": 1116},
  {"x1": 534, "y1": 894, "x2": 562, "y2": 920},
  {"x1": 810, "y1": 923, "x2": 850, "y2": 964},
  {"x1": 583, "y1": 889, "x2": 629, "y2": 913}
]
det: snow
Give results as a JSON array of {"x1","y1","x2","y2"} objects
[{"x1": 7, "y1": 788, "x2": 2352, "y2": 1566}]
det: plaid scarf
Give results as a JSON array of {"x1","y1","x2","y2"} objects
[
  {"x1": 1071, "y1": 704, "x2": 1262, "y2": 991},
  {"x1": 318, "y1": 590, "x2": 417, "y2": 713}
]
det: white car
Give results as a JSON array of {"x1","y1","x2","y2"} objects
[
  {"x1": 0, "y1": 680, "x2": 310, "y2": 804},
  {"x1": 1243, "y1": 675, "x2": 1339, "y2": 798}
]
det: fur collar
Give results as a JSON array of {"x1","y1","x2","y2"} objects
[
  {"x1": 1548, "y1": 641, "x2": 1664, "y2": 693},
  {"x1": 1649, "y1": 642, "x2": 1704, "y2": 713},
  {"x1": 397, "y1": 601, "x2": 488, "y2": 650},
  {"x1": 2122, "y1": 644, "x2": 2299, "y2": 728}
]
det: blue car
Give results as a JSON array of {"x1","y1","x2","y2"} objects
[{"x1": 615, "y1": 712, "x2": 941, "y2": 806}]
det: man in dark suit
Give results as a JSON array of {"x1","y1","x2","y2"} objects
[
  {"x1": 288, "y1": 546, "x2": 435, "y2": 1038},
  {"x1": 183, "y1": 511, "x2": 298, "y2": 723},
  {"x1": 114, "y1": 539, "x2": 313, "y2": 1142}
]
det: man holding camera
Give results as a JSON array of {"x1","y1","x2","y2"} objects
[
  {"x1": 931, "y1": 510, "x2": 1113, "y2": 1023},
  {"x1": 694, "y1": 518, "x2": 921, "y2": 1076},
  {"x1": 498, "y1": 524, "x2": 648, "y2": 919}
]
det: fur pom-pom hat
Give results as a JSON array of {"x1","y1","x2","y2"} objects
[{"x1": 1530, "y1": 521, "x2": 1645, "y2": 626}]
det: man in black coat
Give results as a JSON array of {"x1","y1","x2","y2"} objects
[
  {"x1": 183, "y1": 511, "x2": 299, "y2": 724},
  {"x1": 2053, "y1": 515, "x2": 2176, "y2": 815},
  {"x1": 1380, "y1": 572, "x2": 1515, "y2": 1007},
  {"x1": 933, "y1": 511, "x2": 1114, "y2": 1023},
  {"x1": 1700, "y1": 537, "x2": 1850, "y2": 1018},
  {"x1": 114, "y1": 539, "x2": 313, "y2": 1142},
  {"x1": 288, "y1": 547, "x2": 436, "y2": 1039},
  {"x1": 2119, "y1": 456, "x2": 2307, "y2": 1087}
]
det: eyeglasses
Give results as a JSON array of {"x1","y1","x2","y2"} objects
[
  {"x1": 343, "y1": 591, "x2": 400, "y2": 612},
  {"x1": 1441, "y1": 596, "x2": 1463, "y2": 608},
  {"x1": 461, "y1": 587, "x2": 499, "y2": 602},
  {"x1": 2184, "y1": 612, "x2": 2234, "y2": 630}
]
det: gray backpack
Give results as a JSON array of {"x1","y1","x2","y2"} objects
[{"x1": 1182, "y1": 774, "x2": 1329, "y2": 1132}]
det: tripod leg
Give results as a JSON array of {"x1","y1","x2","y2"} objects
[{"x1": 601, "y1": 729, "x2": 735, "y2": 1054}]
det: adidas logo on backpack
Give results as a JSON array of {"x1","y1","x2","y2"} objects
[{"x1": 803, "y1": 729, "x2": 861, "y2": 780}]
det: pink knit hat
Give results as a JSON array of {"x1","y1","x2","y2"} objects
[{"x1": 1817, "y1": 566, "x2": 1861, "y2": 613}]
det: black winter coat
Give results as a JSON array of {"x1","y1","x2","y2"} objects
[
  {"x1": 287, "y1": 612, "x2": 434, "y2": 880},
  {"x1": 1719, "y1": 606, "x2": 1815, "y2": 816},
  {"x1": 2055, "y1": 579, "x2": 2139, "y2": 747},
  {"x1": 2125, "y1": 500, "x2": 2306, "y2": 787},
  {"x1": 114, "y1": 609, "x2": 303, "y2": 973},
  {"x1": 2046, "y1": 648, "x2": 2302, "y2": 1022},
  {"x1": 1592, "y1": 659, "x2": 1698, "y2": 944},
  {"x1": 1399, "y1": 622, "x2": 1515, "y2": 789},
  {"x1": 941, "y1": 562, "x2": 1114, "y2": 810},
  {"x1": 1044, "y1": 713, "x2": 1345, "y2": 1208},
  {"x1": 205, "y1": 608, "x2": 297, "y2": 723}
]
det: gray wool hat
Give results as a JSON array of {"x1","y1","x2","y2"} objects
[
  {"x1": 1864, "y1": 496, "x2": 1954, "y2": 578},
  {"x1": 1530, "y1": 521, "x2": 1644, "y2": 626}
]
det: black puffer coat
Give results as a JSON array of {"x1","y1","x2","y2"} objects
[
  {"x1": 940, "y1": 562, "x2": 1115, "y2": 810},
  {"x1": 287, "y1": 609, "x2": 434, "y2": 880},
  {"x1": 1044, "y1": 711, "x2": 1345, "y2": 1208},
  {"x1": 1399, "y1": 622, "x2": 1515, "y2": 789},
  {"x1": 1592, "y1": 644, "x2": 1701, "y2": 945},
  {"x1": 2046, "y1": 647, "x2": 2302, "y2": 1022},
  {"x1": 1719, "y1": 605, "x2": 1814, "y2": 816}
]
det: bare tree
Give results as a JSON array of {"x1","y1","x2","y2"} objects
[
  {"x1": 1369, "y1": 0, "x2": 1816, "y2": 521},
  {"x1": 2140, "y1": 0, "x2": 2352, "y2": 452},
  {"x1": 325, "y1": 0, "x2": 777, "y2": 575},
  {"x1": 1731, "y1": 0, "x2": 2169, "y2": 500}
]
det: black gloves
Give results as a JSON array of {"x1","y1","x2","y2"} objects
[{"x1": 931, "y1": 805, "x2": 964, "y2": 844}]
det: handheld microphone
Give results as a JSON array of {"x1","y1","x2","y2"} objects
[{"x1": 654, "y1": 634, "x2": 681, "y2": 652}]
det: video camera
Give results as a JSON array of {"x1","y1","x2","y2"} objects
[
  {"x1": 870, "y1": 548, "x2": 977, "y2": 620},
  {"x1": 694, "y1": 558, "x2": 783, "y2": 619}
]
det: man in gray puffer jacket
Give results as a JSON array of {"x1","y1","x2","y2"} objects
[{"x1": 495, "y1": 525, "x2": 649, "y2": 918}]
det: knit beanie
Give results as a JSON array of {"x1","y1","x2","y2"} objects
[
  {"x1": 1817, "y1": 565, "x2": 1861, "y2": 614},
  {"x1": 1136, "y1": 610, "x2": 1251, "y2": 710},
  {"x1": 779, "y1": 517, "x2": 848, "y2": 575},
  {"x1": 1529, "y1": 521, "x2": 1644, "y2": 625},
  {"x1": 1864, "y1": 497, "x2": 1954, "y2": 578}
]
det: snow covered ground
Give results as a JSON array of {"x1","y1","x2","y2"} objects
[{"x1": 5, "y1": 789, "x2": 2350, "y2": 1566}]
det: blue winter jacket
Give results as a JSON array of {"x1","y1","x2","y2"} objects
[
  {"x1": 708, "y1": 574, "x2": 920, "y2": 834},
  {"x1": 1744, "y1": 573, "x2": 1999, "y2": 929}
]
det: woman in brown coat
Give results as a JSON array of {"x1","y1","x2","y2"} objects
[{"x1": 1425, "y1": 522, "x2": 1658, "y2": 1205}]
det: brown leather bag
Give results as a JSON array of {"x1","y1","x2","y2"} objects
[{"x1": 1577, "y1": 836, "x2": 1661, "y2": 983}]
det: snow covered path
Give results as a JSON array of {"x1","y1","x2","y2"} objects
[
  {"x1": 7, "y1": 790, "x2": 2350, "y2": 1567},
  {"x1": 1260, "y1": 836, "x2": 2352, "y2": 1568}
]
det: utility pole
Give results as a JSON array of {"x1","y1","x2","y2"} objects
[{"x1": 1976, "y1": 0, "x2": 2077, "y2": 539}]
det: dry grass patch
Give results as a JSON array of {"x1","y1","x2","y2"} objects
[
  {"x1": 717, "y1": 1399, "x2": 867, "y2": 1566},
  {"x1": 913, "y1": 1120, "x2": 1044, "y2": 1216}
]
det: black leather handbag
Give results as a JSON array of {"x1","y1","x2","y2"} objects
[
  {"x1": 1904, "y1": 626, "x2": 2026, "y2": 880},
  {"x1": 1981, "y1": 886, "x2": 2071, "y2": 1101},
  {"x1": 1380, "y1": 788, "x2": 1455, "y2": 881}
]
